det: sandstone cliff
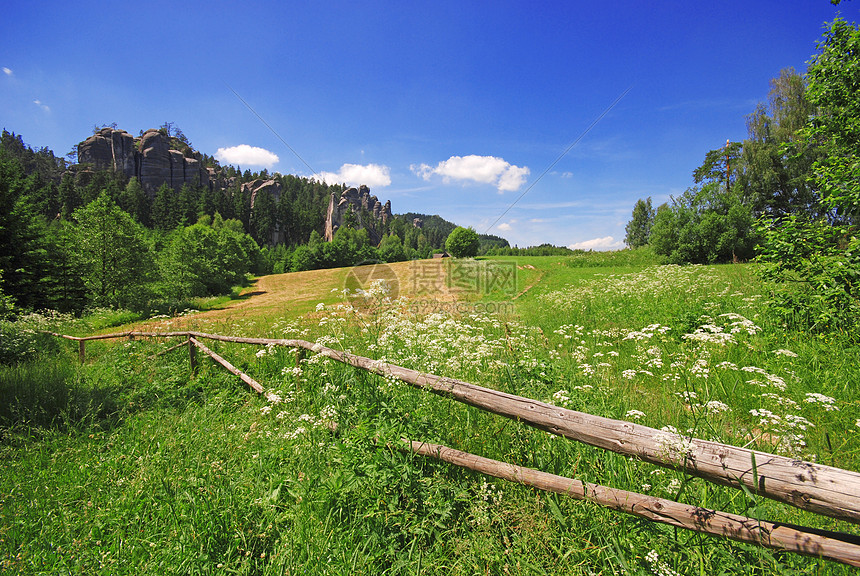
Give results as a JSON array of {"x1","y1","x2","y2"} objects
[
  {"x1": 324, "y1": 185, "x2": 392, "y2": 244},
  {"x1": 77, "y1": 128, "x2": 210, "y2": 196}
]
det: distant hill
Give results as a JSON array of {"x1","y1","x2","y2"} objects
[{"x1": 397, "y1": 212, "x2": 509, "y2": 253}]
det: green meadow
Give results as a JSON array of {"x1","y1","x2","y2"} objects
[{"x1": 2, "y1": 254, "x2": 859, "y2": 575}]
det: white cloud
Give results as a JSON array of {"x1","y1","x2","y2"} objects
[
  {"x1": 2, "y1": 67, "x2": 12, "y2": 76},
  {"x1": 215, "y1": 144, "x2": 279, "y2": 168},
  {"x1": 412, "y1": 154, "x2": 529, "y2": 193},
  {"x1": 314, "y1": 163, "x2": 392, "y2": 188},
  {"x1": 568, "y1": 236, "x2": 625, "y2": 251},
  {"x1": 33, "y1": 99, "x2": 50, "y2": 113},
  {"x1": 497, "y1": 222, "x2": 512, "y2": 231}
]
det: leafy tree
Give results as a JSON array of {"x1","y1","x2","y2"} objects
[
  {"x1": 445, "y1": 226, "x2": 480, "y2": 258},
  {"x1": 0, "y1": 152, "x2": 49, "y2": 309},
  {"x1": 290, "y1": 245, "x2": 317, "y2": 272},
  {"x1": 624, "y1": 197, "x2": 655, "y2": 248},
  {"x1": 740, "y1": 68, "x2": 822, "y2": 219},
  {"x1": 322, "y1": 227, "x2": 376, "y2": 268},
  {"x1": 693, "y1": 141, "x2": 743, "y2": 189},
  {"x1": 151, "y1": 183, "x2": 179, "y2": 231},
  {"x1": 118, "y1": 177, "x2": 151, "y2": 226},
  {"x1": 58, "y1": 172, "x2": 81, "y2": 218},
  {"x1": 649, "y1": 184, "x2": 757, "y2": 264},
  {"x1": 73, "y1": 192, "x2": 153, "y2": 308},
  {"x1": 42, "y1": 219, "x2": 87, "y2": 313},
  {"x1": 757, "y1": 18, "x2": 860, "y2": 337},
  {"x1": 378, "y1": 233, "x2": 406, "y2": 263},
  {"x1": 758, "y1": 215, "x2": 859, "y2": 333},
  {"x1": 804, "y1": 18, "x2": 860, "y2": 222},
  {"x1": 177, "y1": 183, "x2": 200, "y2": 225}
]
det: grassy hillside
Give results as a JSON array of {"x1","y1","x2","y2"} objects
[{"x1": 2, "y1": 255, "x2": 859, "y2": 574}]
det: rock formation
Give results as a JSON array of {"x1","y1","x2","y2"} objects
[
  {"x1": 77, "y1": 128, "x2": 137, "y2": 178},
  {"x1": 244, "y1": 178, "x2": 281, "y2": 207},
  {"x1": 77, "y1": 127, "x2": 210, "y2": 196},
  {"x1": 242, "y1": 179, "x2": 283, "y2": 245},
  {"x1": 324, "y1": 185, "x2": 392, "y2": 244}
]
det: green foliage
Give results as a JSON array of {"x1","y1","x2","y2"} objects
[
  {"x1": 757, "y1": 19, "x2": 860, "y2": 338},
  {"x1": 0, "y1": 311, "x2": 65, "y2": 365},
  {"x1": 73, "y1": 192, "x2": 154, "y2": 309},
  {"x1": 41, "y1": 220, "x2": 88, "y2": 314},
  {"x1": 740, "y1": 68, "x2": 821, "y2": 219},
  {"x1": 397, "y1": 212, "x2": 457, "y2": 249},
  {"x1": 378, "y1": 233, "x2": 406, "y2": 262},
  {"x1": 151, "y1": 183, "x2": 180, "y2": 231},
  {"x1": 117, "y1": 177, "x2": 151, "y2": 226},
  {"x1": 758, "y1": 216, "x2": 860, "y2": 336},
  {"x1": 486, "y1": 243, "x2": 575, "y2": 256},
  {"x1": 650, "y1": 184, "x2": 758, "y2": 264},
  {"x1": 445, "y1": 226, "x2": 480, "y2": 258},
  {"x1": 805, "y1": 18, "x2": 860, "y2": 223},
  {"x1": 624, "y1": 197, "x2": 655, "y2": 248},
  {"x1": 477, "y1": 233, "x2": 510, "y2": 254},
  {"x1": 0, "y1": 149, "x2": 55, "y2": 310}
]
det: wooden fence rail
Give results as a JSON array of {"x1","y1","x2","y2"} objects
[
  {"x1": 404, "y1": 439, "x2": 860, "y2": 566},
  {"x1": 46, "y1": 329, "x2": 860, "y2": 566}
]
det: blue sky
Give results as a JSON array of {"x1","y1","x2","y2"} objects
[{"x1": 1, "y1": 1, "x2": 853, "y2": 249}]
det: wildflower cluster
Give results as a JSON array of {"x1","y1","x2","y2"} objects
[{"x1": 539, "y1": 265, "x2": 723, "y2": 314}]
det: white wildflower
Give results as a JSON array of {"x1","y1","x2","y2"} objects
[
  {"x1": 645, "y1": 549, "x2": 680, "y2": 576},
  {"x1": 773, "y1": 349, "x2": 798, "y2": 357},
  {"x1": 804, "y1": 392, "x2": 839, "y2": 411},
  {"x1": 654, "y1": 425, "x2": 695, "y2": 460},
  {"x1": 705, "y1": 400, "x2": 730, "y2": 414}
]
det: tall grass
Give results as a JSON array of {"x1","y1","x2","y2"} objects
[{"x1": 2, "y1": 256, "x2": 859, "y2": 574}]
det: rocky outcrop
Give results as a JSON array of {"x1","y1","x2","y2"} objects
[
  {"x1": 77, "y1": 128, "x2": 209, "y2": 196},
  {"x1": 244, "y1": 178, "x2": 281, "y2": 207},
  {"x1": 77, "y1": 128, "x2": 137, "y2": 179},
  {"x1": 324, "y1": 185, "x2": 392, "y2": 244}
]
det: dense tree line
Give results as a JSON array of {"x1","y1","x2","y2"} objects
[
  {"x1": 624, "y1": 17, "x2": 860, "y2": 336},
  {"x1": 0, "y1": 128, "x2": 512, "y2": 316},
  {"x1": 0, "y1": 133, "x2": 265, "y2": 314},
  {"x1": 485, "y1": 243, "x2": 576, "y2": 256},
  {"x1": 625, "y1": 65, "x2": 816, "y2": 264}
]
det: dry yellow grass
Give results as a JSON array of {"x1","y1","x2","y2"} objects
[{"x1": 140, "y1": 259, "x2": 459, "y2": 331}]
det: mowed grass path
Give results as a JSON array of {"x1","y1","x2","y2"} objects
[{"x1": 139, "y1": 259, "x2": 459, "y2": 332}]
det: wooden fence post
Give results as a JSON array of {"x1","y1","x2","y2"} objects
[
  {"x1": 188, "y1": 335, "x2": 197, "y2": 374},
  {"x1": 78, "y1": 340, "x2": 85, "y2": 364},
  {"x1": 295, "y1": 348, "x2": 305, "y2": 389}
]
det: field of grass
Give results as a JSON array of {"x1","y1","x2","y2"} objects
[{"x1": 3, "y1": 254, "x2": 860, "y2": 574}]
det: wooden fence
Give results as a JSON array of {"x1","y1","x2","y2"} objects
[{"x1": 48, "y1": 329, "x2": 860, "y2": 566}]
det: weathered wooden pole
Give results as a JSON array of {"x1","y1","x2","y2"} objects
[
  {"x1": 188, "y1": 335, "x2": 197, "y2": 374},
  {"x1": 295, "y1": 348, "x2": 305, "y2": 389},
  {"x1": 189, "y1": 337, "x2": 264, "y2": 394},
  {"x1": 405, "y1": 439, "x2": 860, "y2": 567}
]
